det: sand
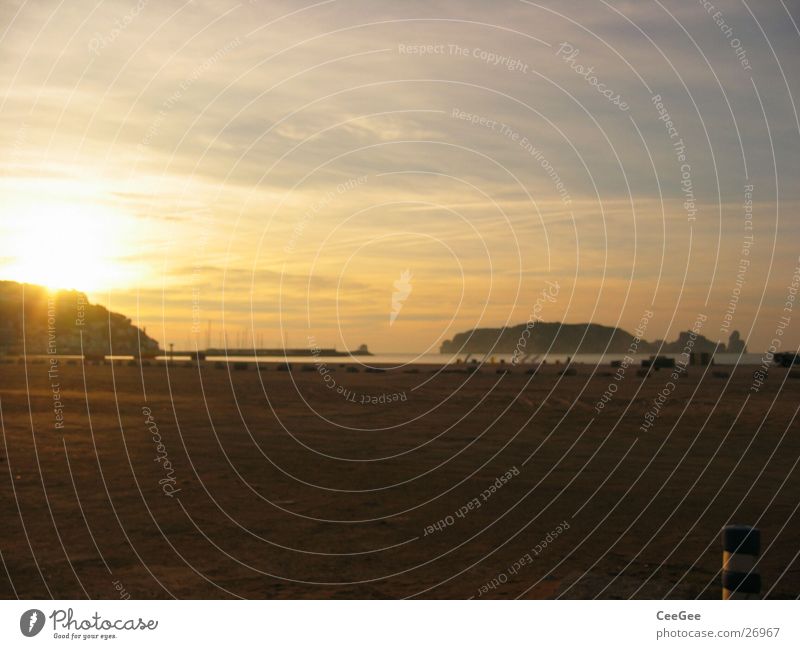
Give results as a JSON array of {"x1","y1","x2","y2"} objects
[{"x1": 0, "y1": 358, "x2": 798, "y2": 599}]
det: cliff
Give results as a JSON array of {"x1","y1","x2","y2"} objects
[{"x1": 0, "y1": 281, "x2": 160, "y2": 357}]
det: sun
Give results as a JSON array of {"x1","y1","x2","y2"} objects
[{"x1": 1, "y1": 200, "x2": 137, "y2": 293}]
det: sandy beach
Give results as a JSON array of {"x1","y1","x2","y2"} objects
[{"x1": 0, "y1": 358, "x2": 797, "y2": 599}]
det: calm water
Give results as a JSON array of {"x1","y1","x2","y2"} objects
[{"x1": 154, "y1": 351, "x2": 765, "y2": 367}]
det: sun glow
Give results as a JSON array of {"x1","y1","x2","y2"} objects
[{"x1": 1, "y1": 200, "x2": 139, "y2": 293}]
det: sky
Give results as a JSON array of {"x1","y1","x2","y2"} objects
[{"x1": 1, "y1": 0, "x2": 799, "y2": 353}]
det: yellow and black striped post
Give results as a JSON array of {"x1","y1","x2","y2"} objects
[{"x1": 722, "y1": 525, "x2": 760, "y2": 599}]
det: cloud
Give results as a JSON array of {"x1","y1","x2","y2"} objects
[{"x1": 0, "y1": 0, "x2": 798, "y2": 351}]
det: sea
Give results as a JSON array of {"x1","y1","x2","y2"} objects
[{"x1": 146, "y1": 351, "x2": 766, "y2": 367}]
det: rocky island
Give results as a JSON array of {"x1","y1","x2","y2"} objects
[{"x1": 440, "y1": 321, "x2": 746, "y2": 356}]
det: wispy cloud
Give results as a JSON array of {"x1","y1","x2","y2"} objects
[{"x1": 1, "y1": 0, "x2": 798, "y2": 351}]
